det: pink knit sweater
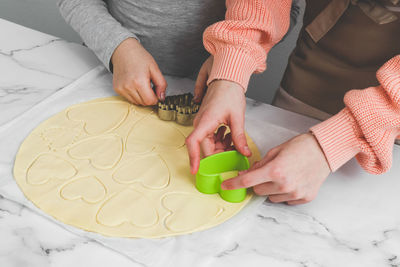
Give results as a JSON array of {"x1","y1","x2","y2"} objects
[{"x1": 203, "y1": 0, "x2": 400, "y2": 174}]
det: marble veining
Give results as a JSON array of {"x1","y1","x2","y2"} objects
[
  {"x1": 0, "y1": 195, "x2": 142, "y2": 267},
  {"x1": 0, "y1": 38, "x2": 61, "y2": 56},
  {"x1": 0, "y1": 18, "x2": 100, "y2": 126}
]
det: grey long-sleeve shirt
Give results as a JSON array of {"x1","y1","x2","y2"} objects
[{"x1": 58, "y1": 0, "x2": 226, "y2": 77}]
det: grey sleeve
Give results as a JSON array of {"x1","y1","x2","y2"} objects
[
  {"x1": 279, "y1": 0, "x2": 304, "y2": 44},
  {"x1": 58, "y1": 0, "x2": 138, "y2": 71}
]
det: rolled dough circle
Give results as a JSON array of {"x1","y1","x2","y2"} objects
[{"x1": 13, "y1": 97, "x2": 260, "y2": 238}]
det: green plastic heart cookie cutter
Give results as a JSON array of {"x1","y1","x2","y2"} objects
[{"x1": 195, "y1": 150, "x2": 249, "y2": 203}]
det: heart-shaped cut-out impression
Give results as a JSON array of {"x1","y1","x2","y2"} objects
[
  {"x1": 96, "y1": 189, "x2": 158, "y2": 228},
  {"x1": 67, "y1": 101, "x2": 130, "y2": 135},
  {"x1": 126, "y1": 116, "x2": 185, "y2": 154},
  {"x1": 40, "y1": 127, "x2": 81, "y2": 149},
  {"x1": 60, "y1": 176, "x2": 106, "y2": 204},
  {"x1": 27, "y1": 154, "x2": 77, "y2": 185},
  {"x1": 113, "y1": 154, "x2": 170, "y2": 189},
  {"x1": 68, "y1": 135, "x2": 123, "y2": 170},
  {"x1": 162, "y1": 193, "x2": 223, "y2": 232}
]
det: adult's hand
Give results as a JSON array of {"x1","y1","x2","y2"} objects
[
  {"x1": 111, "y1": 38, "x2": 167, "y2": 105},
  {"x1": 186, "y1": 79, "x2": 251, "y2": 174},
  {"x1": 221, "y1": 133, "x2": 331, "y2": 205}
]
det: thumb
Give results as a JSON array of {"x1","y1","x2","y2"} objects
[
  {"x1": 230, "y1": 113, "x2": 251, "y2": 157},
  {"x1": 150, "y1": 65, "x2": 167, "y2": 101}
]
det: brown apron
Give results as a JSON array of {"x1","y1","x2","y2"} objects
[{"x1": 278, "y1": 0, "x2": 400, "y2": 116}]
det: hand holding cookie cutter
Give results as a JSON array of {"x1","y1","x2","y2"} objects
[
  {"x1": 157, "y1": 93, "x2": 200, "y2": 126},
  {"x1": 196, "y1": 151, "x2": 250, "y2": 203}
]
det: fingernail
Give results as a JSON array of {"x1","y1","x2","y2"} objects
[
  {"x1": 244, "y1": 145, "x2": 250, "y2": 153},
  {"x1": 160, "y1": 92, "x2": 165, "y2": 101},
  {"x1": 190, "y1": 165, "x2": 197, "y2": 175}
]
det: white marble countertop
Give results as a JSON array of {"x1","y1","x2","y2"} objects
[{"x1": 1, "y1": 18, "x2": 399, "y2": 267}]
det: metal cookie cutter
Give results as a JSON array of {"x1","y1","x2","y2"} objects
[{"x1": 157, "y1": 93, "x2": 200, "y2": 126}]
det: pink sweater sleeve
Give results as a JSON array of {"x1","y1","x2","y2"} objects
[
  {"x1": 311, "y1": 55, "x2": 400, "y2": 174},
  {"x1": 203, "y1": 0, "x2": 292, "y2": 90}
]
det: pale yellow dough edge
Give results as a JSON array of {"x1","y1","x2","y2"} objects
[{"x1": 13, "y1": 97, "x2": 261, "y2": 238}]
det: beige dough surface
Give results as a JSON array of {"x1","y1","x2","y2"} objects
[{"x1": 13, "y1": 97, "x2": 260, "y2": 238}]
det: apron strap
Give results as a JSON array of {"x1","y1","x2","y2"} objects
[
  {"x1": 306, "y1": 0, "x2": 398, "y2": 43},
  {"x1": 306, "y1": 0, "x2": 351, "y2": 43},
  {"x1": 356, "y1": 0, "x2": 398, "y2": 24}
]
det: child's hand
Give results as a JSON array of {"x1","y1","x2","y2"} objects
[
  {"x1": 221, "y1": 133, "x2": 331, "y2": 205},
  {"x1": 111, "y1": 38, "x2": 167, "y2": 105}
]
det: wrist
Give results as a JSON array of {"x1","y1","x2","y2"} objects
[
  {"x1": 208, "y1": 79, "x2": 246, "y2": 94},
  {"x1": 111, "y1": 37, "x2": 140, "y2": 66},
  {"x1": 307, "y1": 132, "x2": 331, "y2": 173}
]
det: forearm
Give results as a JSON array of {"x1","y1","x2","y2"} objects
[
  {"x1": 311, "y1": 55, "x2": 400, "y2": 174},
  {"x1": 203, "y1": 0, "x2": 292, "y2": 90},
  {"x1": 58, "y1": 0, "x2": 138, "y2": 70}
]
